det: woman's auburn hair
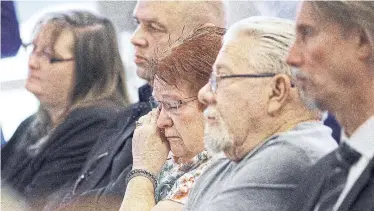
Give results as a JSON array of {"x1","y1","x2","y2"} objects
[{"x1": 154, "y1": 26, "x2": 226, "y2": 95}]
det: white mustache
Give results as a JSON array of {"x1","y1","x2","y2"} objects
[
  {"x1": 291, "y1": 67, "x2": 309, "y2": 80},
  {"x1": 203, "y1": 107, "x2": 220, "y2": 119},
  {"x1": 291, "y1": 67, "x2": 302, "y2": 78}
]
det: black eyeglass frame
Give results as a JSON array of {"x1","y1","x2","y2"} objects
[
  {"x1": 22, "y1": 42, "x2": 75, "y2": 64},
  {"x1": 210, "y1": 73, "x2": 277, "y2": 93}
]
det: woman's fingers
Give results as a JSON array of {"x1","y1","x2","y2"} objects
[
  {"x1": 149, "y1": 108, "x2": 160, "y2": 124},
  {"x1": 137, "y1": 109, "x2": 155, "y2": 126}
]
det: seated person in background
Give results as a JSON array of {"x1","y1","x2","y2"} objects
[
  {"x1": 1, "y1": 10, "x2": 129, "y2": 209},
  {"x1": 184, "y1": 17, "x2": 338, "y2": 211},
  {"x1": 120, "y1": 26, "x2": 225, "y2": 211},
  {"x1": 1, "y1": 128, "x2": 5, "y2": 147},
  {"x1": 1, "y1": 0, "x2": 22, "y2": 58}
]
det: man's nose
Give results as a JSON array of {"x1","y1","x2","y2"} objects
[
  {"x1": 131, "y1": 26, "x2": 148, "y2": 48},
  {"x1": 198, "y1": 82, "x2": 216, "y2": 106},
  {"x1": 286, "y1": 42, "x2": 302, "y2": 68}
]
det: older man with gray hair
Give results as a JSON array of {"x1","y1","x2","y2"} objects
[{"x1": 183, "y1": 17, "x2": 337, "y2": 211}]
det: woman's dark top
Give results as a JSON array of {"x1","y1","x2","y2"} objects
[{"x1": 1, "y1": 106, "x2": 118, "y2": 208}]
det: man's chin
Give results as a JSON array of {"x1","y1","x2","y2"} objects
[
  {"x1": 136, "y1": 67, "x2": 152, "y2": 81},
  {"x1": 298, "y1": 86, "x2": 324, "y2": 111},
  {"x1": 204, "y1": 124, "x2": 232, "y2": 154}
]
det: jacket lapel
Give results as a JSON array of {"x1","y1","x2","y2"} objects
[
  {"x1": 292, "y1": 151, "x2": 338, "y2": 211},
  {"x1": 338, "y1": 157, "x2": 374, "y2": 211}
]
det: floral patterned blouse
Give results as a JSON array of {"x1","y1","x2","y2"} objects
[{"x1": 154, "y1": 150, "x2": 211, "y2": 204}]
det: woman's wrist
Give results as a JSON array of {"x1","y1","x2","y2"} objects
[
  {"x1": 132, "y1": 163, "x2": 162, "y2": 175},
  {"x1": 126, "y1": 168, "x2": 158, "y2": 189}
]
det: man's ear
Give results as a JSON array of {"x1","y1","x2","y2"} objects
[
  {"x1": 352, "y1": 28, "x2": 372, "y2": 62},
  {"x1": 267, "y1": 74, "x2": 292, "y2": 116}
]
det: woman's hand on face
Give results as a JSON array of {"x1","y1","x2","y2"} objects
[{"x1": 132, "y1": 108, "x2": 170, "y2": 175}]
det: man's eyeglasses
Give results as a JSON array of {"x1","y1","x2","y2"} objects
[
  {"x1": 149, "y1": 96, "x2": 197, "y2": 115},
  {"x1": 23, "y1": 43, "x2": 74, "y2": 64},
  {"x1": 209, "y1": 72, "x2": 276, "y2": 93}
]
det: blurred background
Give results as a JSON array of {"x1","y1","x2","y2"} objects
[{"x1": 0, "y1": 0, "x2": 299, "y2": 141}]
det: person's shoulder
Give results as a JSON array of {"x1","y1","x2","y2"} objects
[
  {"x1": 193, "y1": 155, "x2": 231, "y2": 184},
  {"x1": 282, "y1": 121, "x2": 338, "y2": 159},
  {"x1": 8, "y1": 114, "x2": 37, "y2": 140},
  {"x1": 64, "y1": 105, "x2": 125, "y2": 128},
  {"x1": 304, "y1": 149, "x2": 337, "y2": 175},
  {"x1": 104, "y1": 101, "x2": 152, "y2": 131},
  {"x1": 1, "y1": 114, "x2": 36, "y2": 153},
  {"x1": 247, "y1": 139, "x2": 312, "y2": 164},
  {"x1": 19, "y1": 114, "x2": 37, "y2": 127},
  {"x1": 267, "y1": 122, "x2": 338, "y2": 165},
  {"x1": 233, "y1": 140, "x2": 319, "y2": 184},
  {"x1": 51, "y1": 106, "x2": 119, "y2": 137},
  {"x1": 69, "y1": 106, "x2": 120, "y2": 120}
]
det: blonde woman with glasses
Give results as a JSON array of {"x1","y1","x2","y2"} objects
[{"x1": 1, "y1": 10, "x2": 129, "y2": 210}]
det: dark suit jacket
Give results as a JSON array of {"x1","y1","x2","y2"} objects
[
  {"x1": 48, "y1": 85, "x2": 152, "y2": 211},
  {"x1": 289, "y1": 149, "x2": 374, "y2": 211},
  {"x1": 1, "y1": 106, "x2": 118, "y2": 209}
]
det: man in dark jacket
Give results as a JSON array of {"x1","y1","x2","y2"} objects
[{"x1": 286, "y1": 1, "x2": 374, "y2": 210}]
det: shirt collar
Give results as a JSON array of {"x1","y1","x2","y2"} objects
[
  {"x1": 138, "y1": 84, "x2": 152, "y2": 103},
  {"x1": 342, "y1": 116, "x2": 374, "y2": 160}
]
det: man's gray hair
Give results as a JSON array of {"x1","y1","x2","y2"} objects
[
  {"x1": 310, "y1": 1, "x2": 374, "y2": 61},
  {"x1": 224, "y1": 16, "x2": 295, "y2": 76}
]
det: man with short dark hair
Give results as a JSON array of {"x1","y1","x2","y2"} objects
[{"x1": 131, "y1": 0, "x2": 227, "y2": 80}]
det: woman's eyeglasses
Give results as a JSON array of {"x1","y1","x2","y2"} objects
[
  {"x1": 23, "y1": 43, "x2": 74, "y2": 64},
  {"x1": 149, "y1": 96, "x2": 197, "y2": 115}
]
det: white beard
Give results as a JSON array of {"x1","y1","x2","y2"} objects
[{"x1": 203, "y1": 107, "x2": 233, "y2": 155}]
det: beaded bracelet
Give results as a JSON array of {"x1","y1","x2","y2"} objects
[{"x1": 126, "y1": 169, "x2": 158, "y2": 189}]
